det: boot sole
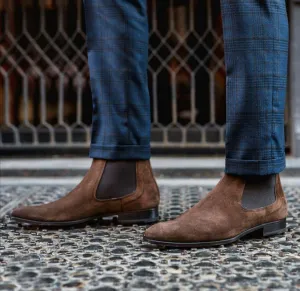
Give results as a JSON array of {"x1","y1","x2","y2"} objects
[
  {"x1": 11, "y1": 207, "x2": 159, "y2": 227},
  {"x1": 143, "y1": 218, "x2": 286, "y2": 248}
]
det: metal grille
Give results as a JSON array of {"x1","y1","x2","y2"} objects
[{"x1": 0, "y1": 0, "x2": 290, "y2": 151}]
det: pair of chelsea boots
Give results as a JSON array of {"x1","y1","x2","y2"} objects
[{"x1": 11, "y1": 160, "x2": 288, "y2": 247}]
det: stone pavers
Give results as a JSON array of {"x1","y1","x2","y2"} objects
[{"x1": 0, "y1": 184, "x2": 299, "y2": 290}]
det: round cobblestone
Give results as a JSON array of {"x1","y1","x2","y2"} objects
[{"x1": 0, "y1": 185, "x2": 299, "y2": 290}]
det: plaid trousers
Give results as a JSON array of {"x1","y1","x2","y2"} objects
[{"x1": 84, "y1": 0, "x2": 289, "y2": 175}]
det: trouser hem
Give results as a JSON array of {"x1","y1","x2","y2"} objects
[
  {"x1": 225, "y1": 156, "x2": 286, "y2": 175},
  {"x1": 89, "y1": 144, "x2": 151, "y2": 160}
]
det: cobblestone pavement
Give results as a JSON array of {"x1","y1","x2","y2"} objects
[{"x1": 0, "y1": 184, "x2": 300, "y2": 290}]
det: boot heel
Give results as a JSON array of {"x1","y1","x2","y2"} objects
[
  {"x1": 117, "y1": 207, "x2": 159, "y2": 225},
  {"x1": 262, "y1": 218, "x2": 286, "y2": 237}
]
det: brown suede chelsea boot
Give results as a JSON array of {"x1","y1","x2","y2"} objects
[
  {"x1": 11, "y1": 160, "x2": 160, "y2": 226},
  {"x1": 144, "y1": 174, "x2": 288, "y2": 247}
]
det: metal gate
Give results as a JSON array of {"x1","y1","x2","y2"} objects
[{"x1": 0, "y1": 0, "x2": 294, "y2": 153}]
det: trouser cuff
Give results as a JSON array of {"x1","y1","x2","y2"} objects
[
  {"x1": 225, "y1": 157, "x2": 286, "y2": 175},
  {"x1": 89, "y1": 144, "x2": 151, "y2": 160}
]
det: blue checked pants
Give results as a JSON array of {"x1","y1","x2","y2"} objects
[{"x1": 84, "y1": 0, "x2": 289, "y2": 175}]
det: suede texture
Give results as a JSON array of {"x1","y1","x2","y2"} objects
[
  {"x1": 144, "y1": 174, "x2": 288, "y2": 243},
  {"x1": 11, "y1": 160, "x2": 160, "y2": 222}
]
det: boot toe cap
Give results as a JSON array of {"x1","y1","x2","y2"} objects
[
  {"x1": 11, "y1": 207, "x2": 27, "y2": 218},
  {"x1": 144, "y1": 222, "x2": 163, "y2": 240},
  {"x1": 11, "y1": 206, "x2": 40, "y2": 221},
  {"x1": 144, "y1": 221, "x2": 177, "y2": 242}
]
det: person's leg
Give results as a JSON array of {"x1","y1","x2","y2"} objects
[
  {"x1": 11, "y1": 0, "x2": 160, "y2": 226},
  {"x1": 86, "y1": 0, "x2": 151, "y2": 160},
  {"x1": 223, "y1": 0, "x2": 289, "y2": 210},
  {"x1": 223, "y1": 1, "x2": 288, "y2": 176},
  {"x1": 144, "y1": 0, "x2": 289, "y2": 247}
]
